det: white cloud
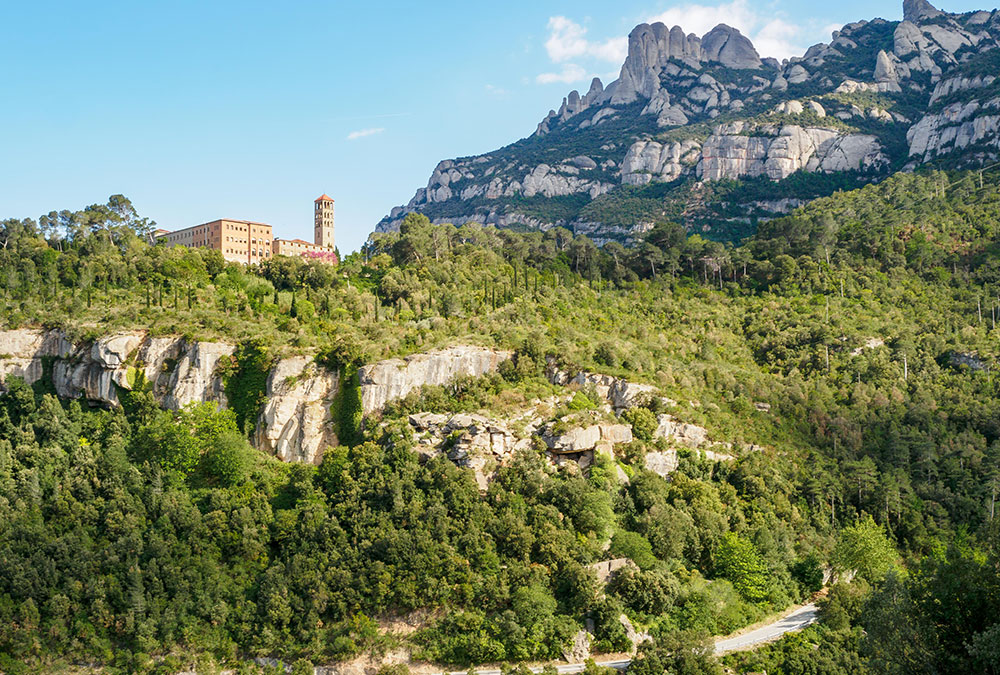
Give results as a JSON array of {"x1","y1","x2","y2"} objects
[
  {"x1": 536, "y1": 63, "x2": 588, "y2": 85},
  {"x1": 485, "y1": 84, "x2": 510, "y2": 96},
  {"x1": 544, "y1": 16, "x2": 627, "y2": 64},
  {"x1": 536, "y1": 17, "x2": 626, "y2": 85},
  {"x1": 346, "y1": 127, "x2": 384, "y2": 140}
]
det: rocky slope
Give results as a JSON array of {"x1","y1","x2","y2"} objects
[
  {"x1": 407, "y1": 365, "x2": 737, "y2": 491},
  {"x1": 376, "y1": 0, "x2": 1000, "y2": 244}
]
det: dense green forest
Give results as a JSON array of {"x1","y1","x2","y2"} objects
[{"x1": 1, "y1": 170, "x2": 999, "y2": 673}]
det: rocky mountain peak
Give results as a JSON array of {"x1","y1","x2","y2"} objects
[
  {"x1": 701, "y1": 24, "x2": 763, "y2": 69},
  {"x1": 609, "y1": 21, "x2": 761, "y2": 105},
  {"x1": 903, "y1": 0, "x2": 945, "y2": 22},
  {"x1": 376, "y1": 0, "x2": 1000, "y2": 245}
]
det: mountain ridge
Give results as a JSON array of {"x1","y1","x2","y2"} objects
[{"x1": 376, "y1": 0, "x2": 1000, "y2": 244}]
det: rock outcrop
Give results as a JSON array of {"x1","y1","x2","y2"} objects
[
  {"x1": 359, "y1": 346, "x2": 511, "y2": 415},
  {"x1": 547, "y1": 366, "x2": 659, "y2": 411},
  {"x1": 409, "y1": 411, "x2": 532, "y2": 489},
  {"x1": 908, "y1": 99, "x2": 1000, "y2": 161},
  {"x1": 0, "y1": 330, "x2": 513, "y2": 467},
  {"x1": 621, "y1": 140, "x2": 701, "y2": 185},
  {"x1": 698, "y1": 123, "x2": 887, "y2": 180},
  {"x1": 543, "y1": 423, "x2": 633, "y2": 453},
  {"x1": 255, "y1": 357, "x2": 340, "y2": 464},
  {"x1": 903, "y1": 0, "x2": 944, "y2": 23},
  {"x1": 0, "y1": 329, "x2": 72, "y2": 386}
]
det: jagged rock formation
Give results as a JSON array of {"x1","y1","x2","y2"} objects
[
  {"x1": 376, "y1": 0, "x2": 1000, "y2": 245},
  {"x1": 0, "y1": 329, "x2": 511, "y2": 465},
  {"x1": 409, "y1": 412, "x2": 533, "y2": 489}
]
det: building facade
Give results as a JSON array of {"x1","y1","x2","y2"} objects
[
  {"x1": 314, "y1": 194, "x2": 335, "y2": 249},
  {"x1": 271, "y1": 237, "x2": 338, "y2": 261},
  {"x1": 158, "y1": 219, "x2": 273, "y2": 265},
  {"x1": 156, "y1": 194, "x2": 336, "y2": 265}
]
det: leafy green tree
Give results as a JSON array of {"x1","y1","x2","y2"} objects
[
  {"x1": 610, "y1": 530, "x2": 657, "y2": 570},
  {"x1": 834, "y1": 517, "x2": 896, "y2": 582},
  {"x1": 714, "y1": 532, "x2": 770, "y2": 603},
  {"x1": 621, "y1": 407, "x2": 657, "y2": 442}
]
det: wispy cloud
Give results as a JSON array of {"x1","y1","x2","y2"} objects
[
  {"x1": 485, "y1": 84, "x2": 510, "y2": 97},
  {"x1": 536, "y1": 64, "x2": 588, "y2": 85},
  {"x1": 346, "y1": 127, "x2": 385, "y2": 141}
]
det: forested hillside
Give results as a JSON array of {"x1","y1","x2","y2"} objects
[{"x1": 1, "y1": 172, "x2": 999, "y2": 674}]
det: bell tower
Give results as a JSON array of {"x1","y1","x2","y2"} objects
[{"x1": 314, "y1": 194, "x2": 335, "y2": 248}]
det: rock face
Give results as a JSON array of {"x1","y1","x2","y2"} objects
[
  {"x1": 908, "y1": 99, "x2": 1000, "y2": 161},
  {"x1": 0, "y1": 329, "x2": 233, "y2": 410},
  {"x1": 621, "y1": 140, "x2": 700, "y2": 185},
  {"x1": 255, "y1": 357, "x2": 340, "y2": 464},
  {"x1": 359, "y1": 346, "x2": 512, "y2": 415},
  {"x1": 0, "y1": 329, "x2": 73, "y2": 386},
  {"x1": 699, "y1": 123, "x2": 887, "y2": 180},
  {"x1": 52, "y1": 334, "x2": 145, "y2": 405},
  {"x1": 140, "y1": 338, "x2": 234, "y2": 410},
  {"x1": 0, "y1": 330, "x2": 512, "y2": 467}
]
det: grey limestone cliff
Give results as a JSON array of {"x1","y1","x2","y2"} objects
[{"x1": 0, "y1": 329, "x2": 510, "y2": 465}]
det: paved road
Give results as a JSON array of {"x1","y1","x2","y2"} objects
[
  {"x1": 713, "y1": 603, "x2": 819, "y2": 654},
  {"x1": 435, "y1": 602, "x2": 819, "y2": 675},
  {"x1": 438, "y1": 660, "x2": 631, "y2": 675}
]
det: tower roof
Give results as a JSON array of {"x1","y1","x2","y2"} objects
[{"x1": 314, "y1": 194, "x2": 334, "y2": 203}]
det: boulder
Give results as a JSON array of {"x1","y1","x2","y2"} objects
[
  {"x1": 562, "y1": 630, "x2": 592, "y2": 662},
  {"x1": 654, "y1": 414, "x2": 710, "y2": 446},
  {"x1": 644, "y1": 450, "x2": 680, "y2": 477}
]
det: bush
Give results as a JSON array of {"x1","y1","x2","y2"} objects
[
  {"x1": 621, "y1": 407, "x2": 658, "y2": 442},
  {"x1": 201, "y1": 430, "x2": 254, "y2": 486},
  {"x1": 610, "y1": 531, "x2": 657, "y2": 570}
]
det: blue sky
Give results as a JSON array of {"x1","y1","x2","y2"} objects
[{"x1": 0, "y1": 0, "x2": 987, "y2": 253}]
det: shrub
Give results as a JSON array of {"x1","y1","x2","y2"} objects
[{"x1": 621, "y1": 407, "x2": 658, "y2": 442}]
